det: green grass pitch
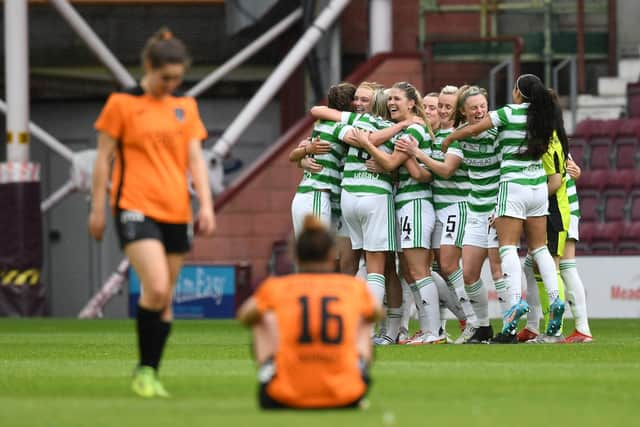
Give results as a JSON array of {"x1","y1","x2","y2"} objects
[{"x1": 1, "y1": 318, "x2": 638, "y2": 427}]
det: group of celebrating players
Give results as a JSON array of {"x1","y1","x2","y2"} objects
[{"x1": 288, "y1": 75, "x2": 594, "y2": 346}]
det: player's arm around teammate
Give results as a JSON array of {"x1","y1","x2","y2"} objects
[{"x1": 443, "y1": 74, "x2": 565, "y2": 341}]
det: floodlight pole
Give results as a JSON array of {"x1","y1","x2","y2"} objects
[
  {"x1": 212, "y1": 0, "x2": 351, "y2": 158},
  {"x1": 5, "y1": 0, "x2": 30, "y2": 162},
  {"x1": 49, "y1": 0, "x2": 136, "y2": 88},
  {"x1": 187, "y1": 7, "x2": 303, "y2": 98}
]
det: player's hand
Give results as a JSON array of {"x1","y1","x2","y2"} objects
[
  {"x1": 567, "y1": 158, "x2": 581, "y2": 180},
  {"x1": 88, "y1": 209, "x2": 106, "y2": 241},
  {"x1": 301, "y1": 157, "x2": 323, "y2": 173},
  {"x1": 347, "y1": 128, "x2": 370, "y2": 148},
  {"x1": 395, "y1": 135, "x2": 418, "y2": 156},
  {"x1": 196, "y1": 207, "x2": 216, "y2": 236},
  {"x1": 411, "y1": 116, "x2": 425, "y2": 125},
  {"x1": 365, "y1": 159, "x2": 384, "y2": 173},
  {"x1": 441, "y1": 135, "x2": 453, "y2": 152},
  {"x1": 307, "y1": 137, "x2": 331, "y2": 155}
]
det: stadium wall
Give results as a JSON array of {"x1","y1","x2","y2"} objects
[{"x1": 478, "y1": 257, "x2": 640, "y2": 319}]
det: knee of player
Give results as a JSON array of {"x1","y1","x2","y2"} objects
[{"x1": 142, "y1": 282, "x2": 173, "y2": 306}]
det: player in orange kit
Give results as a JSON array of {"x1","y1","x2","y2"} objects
[{"x1": 237, "y1": 215, "x2": 383, "y2": 409}]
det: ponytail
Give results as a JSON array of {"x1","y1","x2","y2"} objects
[
  {"x1": 141, "y1": 27, "x2": 191, "y2": 69},
  {"x1": 516, "y1": 74, "x2": 554, "y2": 160}
]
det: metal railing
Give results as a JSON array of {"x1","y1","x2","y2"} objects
[
  {"x1": 553, "y1": 57, "x2": 578, "y2": 132},
  {"x1": 488, "y1": 59, "x2": 514, "y2": 110}
]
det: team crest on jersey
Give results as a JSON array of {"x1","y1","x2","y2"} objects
[{"x1": 175, "y1": 107, "x2": 185, "y2": 122}]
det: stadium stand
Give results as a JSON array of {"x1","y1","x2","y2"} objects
[{"x1": 573, "y1": 118, "x2": 640, "y2": 254}]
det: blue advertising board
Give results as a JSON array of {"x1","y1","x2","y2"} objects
[{"x1": 129, "y1": 264, "x2": 236, "y2": 318}]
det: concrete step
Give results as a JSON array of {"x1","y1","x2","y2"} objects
[
  {"x1": 619, "y1": 58, "x2": 640, "y2": 81},
  {"x1": 577, "y1": 94, "x2": 626, "y2": 107},
  {"x1": 575, "y1": 106, "x2": 625, "y2": 123},
  {"x1": 598, "y1": 77, "x2": 629, "y2": 96}
]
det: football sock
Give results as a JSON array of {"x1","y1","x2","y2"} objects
[
  {"x1": 416, "y1": 276, "x2": 439, "y2": 336},
  {"x1": 499, "y1": 245, "x2": 522, "y2": 305},
  {"x1": 433, "y1": 270, "x2": 466, "y2": 322},
  {"x1": 366, "y1": 273, "x2": 386, "y2": 306},
  {"x1": 523, "y1": 255, "x2": 541, "y2": 333},
  {"x1": 447, "y1": 268, "x2": 477, "y2": 326},
  {"x1": 386, "y1": 307, "x2": 403, "y2": 341},
  {"x1": 136, "y1": 304, "x2": 162, "y2": 370},
  {"x1": 493, "y1": 278, "x2": 510, "y2": 316},
  {"x1": 156, "y1": 321, "x2": 172, "y2": 371},
  {"x1": 400, "y1": 279, "x2": 413, "y2": 333},
  {"x1": 466, "y1": 279, "x2": 489, "y2": 327},
  {"x1": 531, "y1": 246, "x2": 560, "y2": 301},
  {"x1": 560, "y1": 259, "x2": 592, "y2": 336}
]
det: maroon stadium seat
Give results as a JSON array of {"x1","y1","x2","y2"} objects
[
  {"x1": 617, "y1": 118, "x2": 640, "y2": 138},
  {"x1": 590, "y1": 221, "x2": 624, "y2": 254},
  {"x1": 613, "y1": 139, "x2": 638, "y2": 169},
  {"x1": 573, "y1": 120, "x2": 595, "y2": 138},
  {"x1": 578, "y1": 190, "x2": 602, "y2": 222},
  {"x1": 627, "y1": 82, "x2": 640, "y2": 119},
  {"x1": 577, "y1": 170, "x2": 607, "y2": 191},
  {"x1": 587, "y1": 141, "x2": 612, "y2": 170},
  {"x1": 618, "y1": 222, "x2": 640, "y2": 254},
  {"x1": 629, "y1": 190, "x2": 640, "y2": 222},
  {"x1": 568, "y1": 140, "x2": 588, "y2": 168},
  {"x1": 602, "y1": 190, "x2": 629, "y2": 222},
  {"x1": 603, "y1": 169, "x2": 635, "y2": 192}
]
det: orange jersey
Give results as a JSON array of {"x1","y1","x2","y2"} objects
[
  {"x1": 253, "y1": 273, "x2": 375, "y2": 408},
  {"x1": 94, "y1": 87, "x2": 207, "y2": 223}
]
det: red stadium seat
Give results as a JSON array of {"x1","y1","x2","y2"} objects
[
  {"x1": 590, "y1": 221, "x2": 624, "y2": 254},
  {"x1": 568, "y1": 139, "x2": 588, "y2": 168},
  {"x1": 573, "y1": 120, "x2": 595, "y2": 138},
  {"x1": 629, "y1": 190, "x2": 640, "y2": 222},
  {"x1": 617, "y1": 118, "x2": 640, "y2": 139},
  {"x1": 602, "y1": 190, "x2": 629, "y2": 222},
  {"x1": 603, "y1": 170, "x2": 635, "y2": 192},
  {"x1": 613, "y1": 139, "x2": 638, "y2": 169},
  {"x1": 618, "y1": 222, "x2": 640, "y2": 254},
  {"x1": 577, "y1": 170, "x2": 607, "y2": 191},
  {"x1": 587, "y1": 141, "x2": 612, "y2": 170},
  {"x1": 578, "y1": 190, "x2": 602, "y2": 222}
]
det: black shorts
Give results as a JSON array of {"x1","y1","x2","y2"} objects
[
  {"x1": 115, "y1": 209, "x2": 192, "y2": 254},
  {"x1": 258, "y1": 358, "x2": 370, "y2": 410}
]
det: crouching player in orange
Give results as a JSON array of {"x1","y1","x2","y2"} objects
[{"x1": 237, "y1": 215, "x2": 384, "y2": 409}]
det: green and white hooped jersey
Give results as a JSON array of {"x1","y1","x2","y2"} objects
[
  {"x1": 395, "y1": 123, "x2": 433, "y2": 209},
  {"x1": 460, "y1": 127, "x2": 500, "y2": 214},
  {"x1": 566, "y1": 175, "x2": 580, "y2": 217},
  {"x1": 489, "y1": 103, "x2": 546, "y2": 186},
  {"x1": 296, "y1": 120, "x2": 349, "y2": 198},
  {"x1": 340, "y1": 112, "x2": 395, "y2": 195},
  {"x1": 431, "y1": 128, "x2": 471, "y2": 211}
]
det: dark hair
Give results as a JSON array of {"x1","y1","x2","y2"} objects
[
  {"x1": 516, "y1": 74, "x2": 555, "y2": 160},
  {"x1": 141, "y1": 27, "x2": 191, "y2": 69},
  {"x1": 296, "y1": 216, "x2": 335, "y2": 263},
  {"x1": 548, "y1": 89, "x2": 569, "y2": 158},
  {"x1": 328, "y1": 82, "x2": 356, "y2": 111}
]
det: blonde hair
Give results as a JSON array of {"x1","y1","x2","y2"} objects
[
  {"x1": 370, "y1": 89, "x2": 390, "y2": 120},
  {"x1": 440, "y1": 85, "x2": 459, "y2": 96},
  {"x1": 453, "y1": 85, "x2": 489, "y2": 127}
]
